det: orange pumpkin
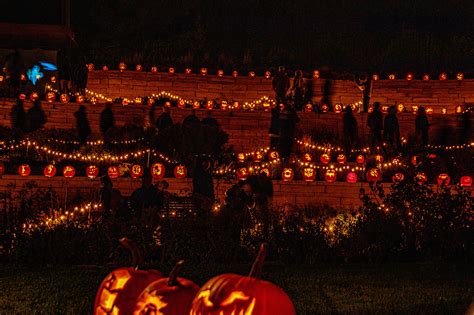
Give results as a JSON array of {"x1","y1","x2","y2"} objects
[
  {"x1": 44, "y1": 164, "x2": 57, "y2": 177},
  {"x1": 130, "y1": 165, "x2": 144, "y2": 179},
  {"x1": 320, "y1": 153, "x2": 330, "y2": 164},
  {"x1": 0, "y1": 162, "x2": 4, "y2": 175},
  {"x1": 190, "y1": 245, "x2": 295, "y2": 315},
  {"x1": 63, "y1": 166, "x2": 76, "y2": 178},
  {"x1": 252, "y1": 151, "x2": 264, "y2": 162},
  {"x1": 302, "y1": 167, "x2": 315, "y2": 182},
  {"x1": 303, "y1": 153, "x2": 312, "y2": 163},
  {"x1": 415, "y1": 172, "x2": 427, "y2": 184},
  {"x1": 437, "y1": 173, "x2": 450, "y2": 186},
  {"x1": 94, "y1": 238, "x2": 163, "y2": 315},
  {"x1": 366, "y1": 168, "x2": 382, "y2": 182},
  {"x1": 325, "y1": 169, "x2": 337, "y2": 182},
  {"x1": 346, "y1": 172, "x2": 357, "y2": 183},
  {"x1": 174, "y1": 165, "x2": 187, "y2": 179},
  {"x1": 30, "y1": 92, "x2": 39, "y2": 101},
  {"x1": 135, "y1": 64, "x2": 143, "y2": 72},
  {"x1": 46, "y1": 92, "x2": 56, "y2": 103},
  {"x1": 60, "y1": 93, "x2": 70, "y2": 103},
  {"x1": 185, "y1": 68, "x2": 192, "y2": 75},
  {"x1": 236, "y1": 168, "x2": 248, "y2": 180},
  {"x1": 18, "y1": 164, "x2": 31, "y2": 176},
  {"x1": 232, "y1": 70, "x2": 238, "y2": 78},
  {"x1": 133, "y1": 261, "x2": 199, "y2": 315},
  {"x1": 151, "y1": 66, "x2": 158, "y2": 73},
  {"x1": 87, "y1": 165, "x2": 99, "y2": 179},
  {"x1": 460, "y1": 176, "x2": 472, "y2": 187},
  {"x1": 264, "y1": 71, "x2": 271, "y2": 79},
  {"x1": 281, "y1": 168, "x2": 294, "y2": 182},
  {"x1": 356, "y1": 155, "x2": 365, "y2": 164},
  {"x1": 200, "y1": 68, "x2": 208, "y2": 76},
  {"x1": 337, "y1": 154, "x2": 346, "y2": 164},
  {"x1": 392, "y1": 173, "x2": 405, "y2": 183},
  {"x1": 217, "y1": 69, "x2": 224, "y2": 77},
  {"x1": 108, "y1": 166, "x2": 120, "y2": 179},
  {"x1": 268, "y1": 151, "x2": 279, "y2": 162},
  {"x1": 312, "y1": 70, "x2": 320, "y2": 79},
  {"x1": 151, "y1": 163, "x2": 166, "y2": 180}
]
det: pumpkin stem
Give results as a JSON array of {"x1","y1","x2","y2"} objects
[
  {"x1": 168, "y1": 260, "x2": 185, "y2": 286},
  {"x1": 119, "y1": 237, "x2": 143, "y2": 269},
  {"x1": 249, "y1": 243, "x2": 266, "y2": 278}
]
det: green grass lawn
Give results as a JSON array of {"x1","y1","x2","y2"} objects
[{"x1": 0, "y1": 263, "x2": 472, "y2": 314}]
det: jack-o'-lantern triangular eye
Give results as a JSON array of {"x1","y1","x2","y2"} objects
[
  {"x1": 197, "y1": 290, "x2": 214, "y2": 307},
  {"x1": 221, "y1": 291, "x2": 250, "y2": 306}
]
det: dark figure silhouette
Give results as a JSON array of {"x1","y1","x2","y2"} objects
[
  {"x1": 57, "y1": 49, "x2": 72, "y2": 94},
  {"x1": 272, "y1": 66, "x2": 290, "y2": 105},
  {"x1": 278, "y1": 109, "x2": 299, "y2": 160},
  {"x1": 193, "y1": 157, "x2": 215, "y2": 216},
  {"x1": 26, "y1": 100, "x2": 46, "y2": 132},
  {"x1": 148, "y1": 102, "x2": 156, "y2": 128},
  {"x1": 202, "y1": 110, "x2": 218, "y2": 127},
  {"x1": 74, "y1": 105, "x2": 91, "y2": 145},
  {"x1": 290, "y1": 70, "x2": 306, "y2": 110},
  {"x1": 321, "y1": 79, "x2": 333, "y2": 109},
  {"x1": 415, "y1": 107, "x2": 430, "y2": 146},
  {"x1": 156, "y1": 107, "x2": 173, "y2": 132},
  {"x1": 100, "y1": 102, "x2": 115, "y2": 137},
  {"x1": 343, "y1": 106, "x2": 358, "y2": 155},
  {"x1": 383, "y1": 105, "x2": 401, "y2": 150},
  {"x1": 367, "y1": 102, "x2": 383, "y2": 149},
  {"x1": 99, "y1": 175, "x2": 124, "y2": 219},
  {"x1": 459, "y1": 105, "x2": 472, "y2": 144},
  {"x1": 130, "y1": 175, "x2": 159, "y2": 218},
  {"x1": 5, "y1": 49, "x2": 24, "y2": 95},
  {"x1": 269, "y1": 108, "x2": 281, "y2": 149},
  {"x1": 356, "y1": 75, "x2": 372, "y2": 112},
  {"x1": 183, "y1": 109, "x2": 200, "y2": 126},
  {"x1": 10, "y1": 99, "x2": 26, "y2": 134}
]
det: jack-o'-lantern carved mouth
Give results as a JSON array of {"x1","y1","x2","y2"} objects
[
  {"x1": 133, "y1": 291, "x2": 167, "y2": 315},
  {"x1": 191, "y1": 290, "x2": 256, "y2": 315}
]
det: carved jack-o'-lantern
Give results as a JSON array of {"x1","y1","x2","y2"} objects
[
  {"x1": 190, "y1": 245, "x2": 295, "y2": 315},
  {"x1": 334, "y1": 104, "x2": 342, "y2": 113},
  {"x1": 260, "y1": 168, "x2": 270, "y2": 177},
  {"x1": 30, "y1": 92, "x2": 39, "y2": 101},
  {"x1": 185, "y1": 68, "x2": 192, "y2": 75},
  {"x1": 439, "y1": 73, "x2": 447, "y2": 80},
  {"x1": 60, "y1": 93, "x2": 70, "y2": 103},
  {"x1": 76, "y1": 95, "x2": 85, "y2": 103},
  {"x1": 406, "y1": 73, "x2": 414, "y2": 80},
  {"x1": 325, "y1": 170, "x2": 337, "y2": 183},
  {"x1": 415, "y1": 172, "x2": 428, "y2": 184},
  {"x1": 264, "y1": 70, "x2": 271, "y2": 79},
  {"x1": 397, "y1": 103, "x2": 405, "y2": 113},
  {"x1": 46, "y1": 92, "x2": 56, "y2": 103},
  {"x1": 151, "y1": 163, "x2": 165, "y2": 180},
  {"x1": 134, "y1": 97, "x2": 143, "y2": 105},
  {"x1": 437, "y1": 173, "x2": 450, "y2": 186},
  {"x1": 206, "y1": 100, "x2": 214, "y2": 110},
  {"x1": 346, "y1": 172, "x2": 357, "y2": 183},
  {"x1": 0, "y1": 162, "x2": 4, "y2": 176},
  {"x1": 381, "y1": 105, "x2": 389, "y2": 113},
  {"x1": 455, "y1": 105, "x2": 463, "y2": 114},
  {"x1": 221, "y1": 101, "x2": 228, "y2": 110},
  {"x1": 217, "y1": 69, "x2": 224, "y2": 77},
  {"x1": 411, "y1": 155, "x2": 418, "y2": 166},
  {"x1": 366, "y1": 168, "x2": 382, "y2": 182},
  {"x1": 460, "y1": 176, "x2": 472, "y2": 187},
  {"x1": 168, "y1": 67, "x2": 175, "y2": 75},
  {"x1": 174, "y1": 165, "x2": 187, "y2": 178},
  {"x1": 304, "y1": 103, "x2": 313, "y2": 112},
  {"x1": 87, "y1": 165, "x2": 99, "y2": 179},
  {"x1": 63, "y1": 166, "x2": 76, "y2": 178},
  {"x1": 302, "y1": 153, "x2": 312, "y2": 163},
  {"x1": 392, "y1": 172, "x2": 405, "y2": 183},
  {"x1": 456, "y1": 72, "x2": 464, "y2": 80},
  {"x1": 193, "y1": 101, "x2": 201, "y2": 110},
  {"x1": 236, "y1": 168, "x2": 248, "y2": 180},
  {"x1": 151, "y1": 66, "x2": 158, "y2": 73},
  {"x1": 252, "y1": 151, "x2": 264, "y2": 162},
  {"x1": 320, "y1": 153, "x2": 330, "y2": 164},
  {"x1": 356, "y1": 155, "x2": 365, "y2": 164},
  {"x1": 321, "y1": 104, "x2": 329, "y2": 113},
  {"x1": 200, "y1": 68, "x2": 208, "y2": 76},
  {"x1": 248, "y1": 71, "x2": 256, "y2": 77},
  {"x1": 133, "y1": 261, "x2": 199, "y2": 315},
  {"x1": 108, "y1": 166, "x2": 120, "y2": 179},
  {"x1": 237, "y1": 153, "x2": 246, "y2": 163},
  {"x1": 312, "y1": 70, "x2": 320, "y2": 79},
  {"x1": 422, "y1": 74, "x2": 430, "y2": 81},
  {"x1": 268, "y1": 151, "x2": 279, "y2": 162},
  {"x1": 178, "y1": 99, "x2": 186, "y2": 109},
  {"x1": 372, "y1": 74, "x2": 379, "y2": 81},
  {"x1": 388, "y1": 74, "x2": 396, "y2": 80},
  {"x1": 44, "y1": 164, "x2": 56, "y2": 177},
  {"x1": 337, "y1": 154, "x2": 346, "y2": 164},
  {"x1": 233, "y1": 101, "x2": 240, "y2": 110},
  {"x1": 147, "y1": 98, "x2": 155, "y2": 106},
  {"x1": 51, "y1": 76, "x2": 57, "y2": 83},
  {"x1": 119, "y1": 62, "x2": 127, "y2": 72},
  {"x1": 441, "y1": 107, "x2": 447, "y2": 114},
  {"x1": 18, "y1": 164, "x2": 31, "y2": 176},
  {"x1": 232, "y1": 70, "x2": 238, "y2": 78},
  {"x1": 375, "y1": 154, "x2": 384, "y2": 163},
  {"x1": 135, "y1": 65, "x2": 142, "y2": 72},
  {"x1": 302, "y1": 167, "x2": 316, "y2": 182},
  {"x1": 87, "y1": 63, "x2": 94, "y2": 71},
  {"x1": 102, "y1": 66, "x2": 109, "y2": 71},
  {"x1": 282, "y1": 168, "x2": 294, "y2": 182},
  {"x1": 94, "y1": 238, "x2": 163, "y2": 315},
  {"x1": 19, "y1": 93, "x2": 26, "y2": 100},
  {"x1": 130, "y1": 165, "x2": 144, "y2": 179}
]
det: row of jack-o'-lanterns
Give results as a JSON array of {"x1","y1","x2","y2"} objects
[
  {"x1": 12, "y1": 163, "x2": 187, "y2": 179},
  {"x1": 240, "y1": 151, "x2": 370, "y2": 164},
  {"x1": 21, "y1": 92, "x2": 85, "y2": 104},
  {"x1": 94, "y1": 240, "x2": 295, "y2": 315},
  {"x1": 372, "y1": 72, "x2": 464, "y2": 81},
  {"x1": 235, "y1": 166, "x2": 472, "y2": 186}
]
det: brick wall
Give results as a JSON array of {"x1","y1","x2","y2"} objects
[{"x1": 0, "y1": 98, "x2": 468, "y2": 153}]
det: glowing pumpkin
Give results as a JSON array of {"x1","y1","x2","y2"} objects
[
  {"x1": 135, "y1": 65, "x2": 143, "y2": 72},
  {"x1": 108, "y1": 166, "x2": 120, "y2": 179},
  {"x1": 356, "y1": 155, "x2": 365, "y2": 164},
  {"x1": 456, "y1": 72, "x2": 464, "y2": 80},
  {"x1": 392, "y1": 173, "x2": 405, "y2": 183},
  {"x1": 193, "y1": 101, "x2": 201, "y2": 110},
  {"x1": 151, "y1": 66, "x2": 158, "y2": 73},
  {"x1": 460, "y1": 176, "x2": 472, "y2": 187},
  {"x1": 19, "y1": 93, "x2": 26, "y2": 100},
  {"x1": 252, "y1": 151, "x2": 264, "y2": 162},
  {"x1": 388, "y1": 74, "x2": 396, "y2": 80},
  {"x1": 87, "y1": 63, "x2": 94, "y2": 71},
  {"x1": 346, "y1": 172, "x2": 357, "y2": 183},
  {"x1": 151, "y1": 163, "x2": 165, "y2": 180},
  {"x1": 455, "y1": 105, "x2": 463, "y2": 114},
  {"x1": 397, "y1": 104, "x2": 405, "y2": 113},
  {"x1": 18, "y1": 164, "x2": 31, "y2": 176},
  {"x1": 206, "y1": 100, "x2": 214, "y2": 110},
  {"x1": 337, "y1": 154, "x2": 346, "y2": 164},
  {"x1": 264, "y1": 71, "x2": 271, "y2": 79},
  {"x1": 103, "y1": 66, "x2": 109, "y2": 71},
  {"x1": 76, "y1": 95, "x2": 85, "y2": 103},
  {"x1": 312, "y1": 70, "x2": 320, "y2": 79},
  {"x1": 439, "y1": 73, "x2": 447, "y2": 80},
  {"x1": 30, "y1": 92, "x2": 39, "y2": 101},
  {"x1": 303, "y1": 153, "x2": 312, "y2": 163},
  {"x1": 372, "y1": 74, "x2": 379, "y2": 81},
  {"x1": 87, "y1": 165, "x2": 99, "y2": 179},
  {"x1": 302, "y1": 167, "x2": 315, "y2": 182},
  {"x1": 217, "y1": 69, "x2": 224, "y2": 77},
  {"x1": 366, "y1": 168, "x2": 381, "y2": 182},
  {"x1": 44, "y1": 164, "x2": 56, "y2": 177},
  {"x1": 174, "y1": 165, "x2": 187, "y2": 179},
  {"x1": 190, "y1": 245, "x2": 295, "y2": 315},
  {"x1": 178, "y1": 100, "x2": 186, "y2": 109},
  {"x1": 268, "y1": 151, "x2": 279, "y2": 162},
  {"x1": 321, "y1": 104, "x2": 329, "y2": 113},
  {"x1": 411, "y1": 156, "x2": 418, "y2": 166},
  {"x1": 334, "y1": 104, "x2": 342, "y2": 113},
  {"x1": 415, "y1": 172, "x2": 428, "y2": 184},
  {"x1": 232, "y1": 70, "x2": 238, "y2": 78},
  {"x1": 304, "y1": 103, "x2": 313, "y2": 112},
  {"x1": 437, "y1": 173, "x2": 450, "y2": 186},
  {"x1": 46, "y1": 92, "x2": 56, "y2": 103},
  {"x1": 375, "y1": 154, "x2": 384, "y2": 163},
  {"x1": 185, "y1": 68, "x2": 192, "y2": 75},
  {"x1": 0, "y1": 162, "x2": 4, "y2": 175},
  {"x1": 236, "y1": 168, "x2": 248, "y2": 180},
  {"x1": 60, "y1": 93, "x2": 70, "y2": 103},
  {"x1": 325, "y1": 170, "x2": 337, "y2": 183},
  {"x1": 63, "y1": 166, "x2": 75, "y2": 178},
  {"x1": 237, "y1": 153, "x2": 246, "y2": 163},
  {"x1": 406, "y1": 73, "x2": 413, "y2": 80},
  {"x1": 282, "y1": 168, "x2": 294, "y2": 182},
  {"x1": 260, "y1": 168, "x2": 270, "y2": 177},
  {"x1": 169, "y1": 67, "x2": 175, "y2": 75},
  {"x1": 248, "y1": 71, "x2": 255, "y2": 77},
  {"x1": 441, "y1": 108, "x2": 447, "y2": 114},
  {"x1": 133, "y1": 261, "x2": 199, "y2": 315},
  {"x1": 130, "y1": 165, "x2": 144, "y2": 179},
  {"x1": 422, "y1": 74, "x2": 430, "y2": 81},
  {"x1": 119, "y1": 62, "x2": 127, "y2": 72},
  {"x1": 381, "y1": 105, "x2": 389, "y2": 113},
  {"x1": 426, "y1": 107, "x2": 433, "y2": 115},
  {"x1": 320, "y1": 154, "x2": 330, "y2": 164},
  {"x1": 94, "y1": 238, "x2": 163, "y2": 315},
  {"x1": 200, "y1": 68, "x2": 208, "y2": 76}
]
